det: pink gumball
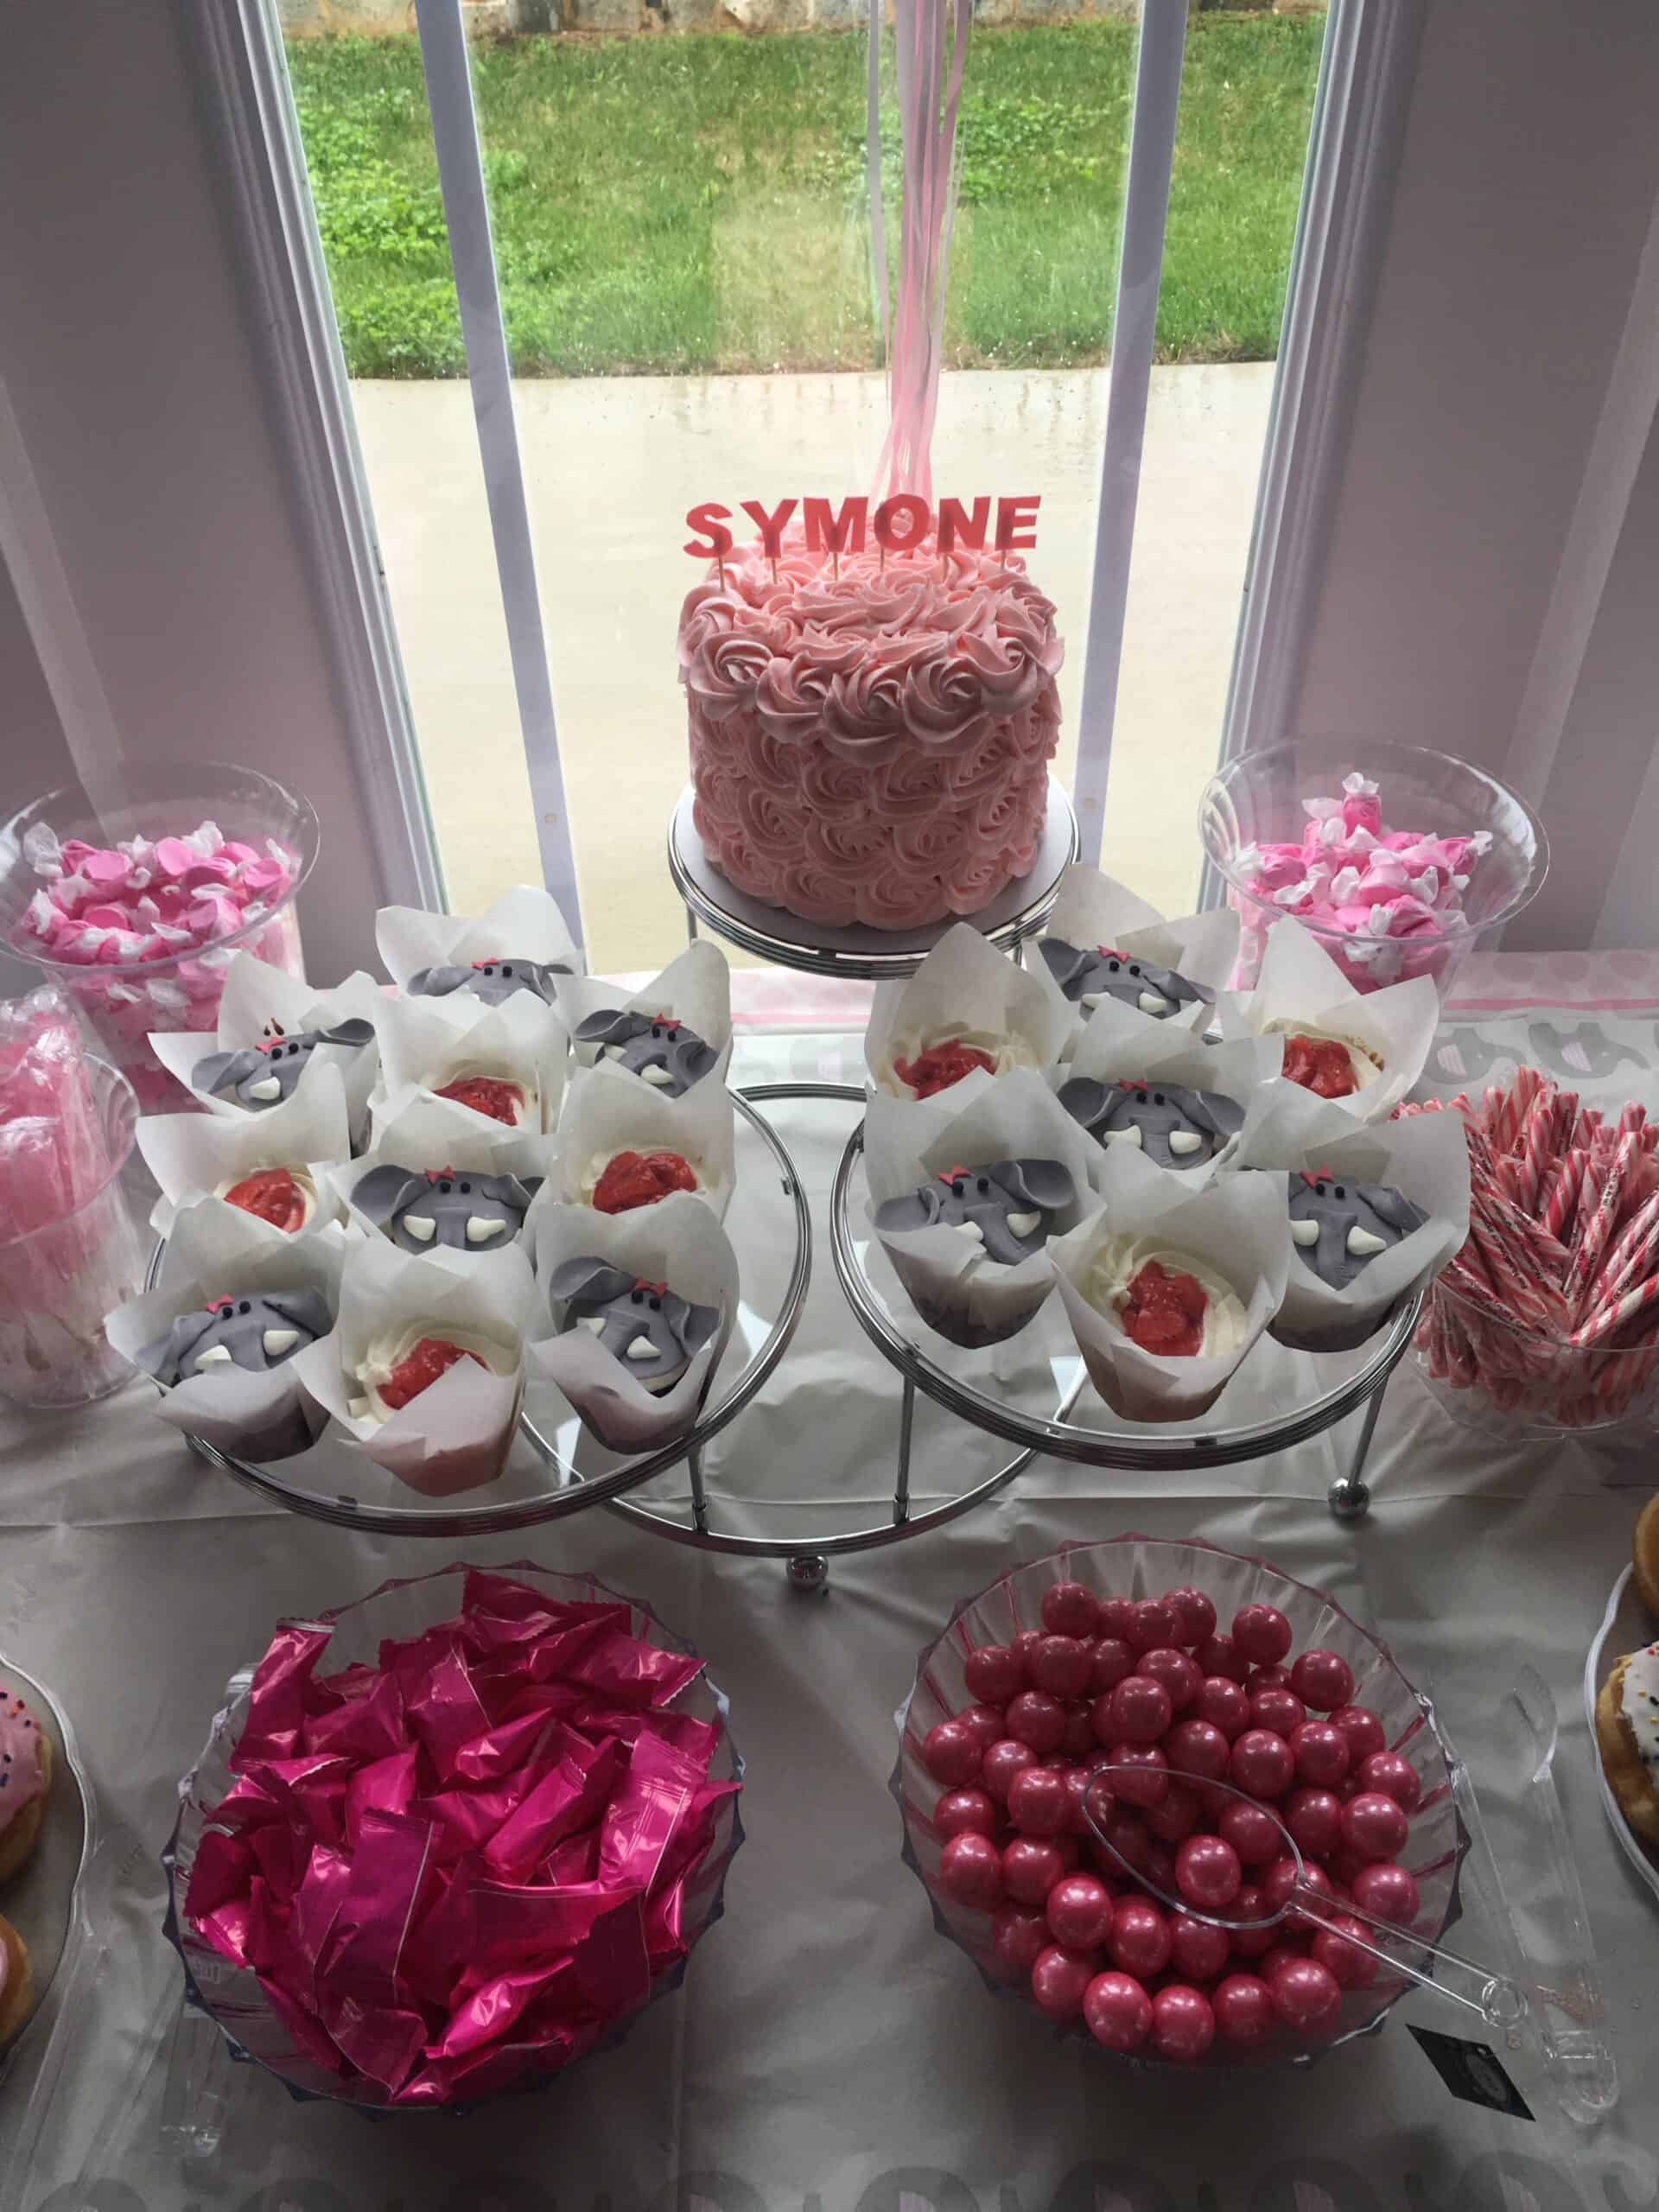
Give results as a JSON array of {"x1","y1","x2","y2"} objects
[
  {"x1": 1145, "y1": 1777, "x2": 1203, "y2": 1844},
  {"x1": 1097, "y1": 1599, "x2": 1138, "y2": 1643},
  {"x1": 1128, "y1": 1598, "x2": 1179, "y2": 1654},
  {"x1": 1214, "y1": 1972, "x2": 1276, "y2": 2046},
  {"x1": 1287, "y1": 1861, "x2": 1337, "y2": 1927},
  {"x1": 1008, "y1": 1766, "x2": 1071, "y2": 1839},
  {"x1": 1268, "y1": 1955, "x2": 1342, "y2": 2031},
  {"x1": 1143, "y1": 1838, "x2": 1178, "y2": 1897},
  {"x1": 1109, "y1": 1675, "x2": 1173, "y2": 1745},
  {"x1": 1166, "y1": 1719, "x2": 1230, "y2": 1782},
  {"x1": 1290, "y1": 1648, "x2": 1356, "y2": 1713},
  {"x1": 923, "y1": 1719, "x2": 982, "y2": 1787},
  {"x1": 1063, "y1": 1765, "x2": 1097, "y2": 1835},
  {"x1": 1109, "y1": 1897, "x2": 1172, "y2": 1978},
  {"x1": 1089, "y1": 1638, "x2": 1135, "y2": 1694},
  {"x1": 1138, "y1": 1647, "x2": 1202, "y2": 1713},
  {"x1": 1218, "y1": 1798, "x2": 1282, "y2": 1867},
  {"x1": 1059, "y1": 1703, "x2": 1096, "y2": 1758},
  {"x1": 1230, "y1": 1729, "x2": 1296, "y2": 1801},
  {"x1": 1046, "y1": 1873, "x2": 1116, "y2": 1949},
  {"x1": 1002, "y1": 1836, "x2": 1069, "y2": 1906},
  {"x1": 1152, "y1": 1983, "x2": 1217, "y2": 2062},
  {"x1": 964, "y1": 1643, "x2": 1024, "y2": 1706},
  {"x1": 1175, "y1": 1833, "x2": 1243, "y2": 1910},
  {"x1": 1261, "y1": 1938, "x2": 1310, "y2": 1983},
  {"x1": 1030, "y1": 1634, "x2": 1093, "y2": 1701},
  {"x1": 1231, "y1": 1605, "x2": 1293, "y2": 1669},
  {"x1": 957, "y1": 1704, "x2": 1006, "y2": 1754},
  {"x1": 1169, "y1": 1910, "x2": 1231, "y2": 1982},
  {"x1": 1041, "y1": 1580, "x2": 1101, "y2": 1639},
  {"x1": 1195, "y1": 1676, "x2": 1251, "y2": 1740},
  {"x1": 981, "y1": 1738, "x2": 1038, "y2": 1802},
  {"x1": 1031, "y1": 1944, "x2": 1097, "y2": 2018},
  {"x1": 1164, "y1": 1586, "x2": 1217, "y2": 1648},
  {"x1": 1342, "y1": 1792, "x2": 1410, "y2": 1866},
  {"x1": 1259, "y1": 1855, "x2": 1300, "y2": 1917},
  {"x1": 1103, "y1": 1743, "x2": 1169, "y2": 1810},
  {"x1": 1312, "y1": 1914, "x2": 1378, "y2": 1989},
  {"x1": 1195, "y1": 1633, "x2": 1250, "y2": 1685},
  {"x1": 1093, "y1": 1803, "x2": 1149, "y2": 1878},
  {"x1": 1329, "y1": 1705, "x2": 1388, "y2": 1764},
  {"x1": 1084, "y1": 1969, "x2": 1153, "y2": 2052},
  {"x1": 1291, "y1": 1720, "x2": 1352, "y2": 1789},
  {"x1": 1245, "y1": 1665, "x2": 1294, "y2": 1695},
  {"x1": 937, "y1": 1832, "x2": 1004, "y2": 1910},
  {"x1": 1249, "y1": 1688, "x2": 1306, "y2": 1738},
  {"x1": 1007, "y1": 1690, "x2": 1067, "y2": 1755},
  {"x1": 1351, "y1": 1862, "x2": 1421, "y2": 1925},
  {"x1": 991, "y1": 1904, "x2": 1051, "y2": 1979},
  {"x1": 1357, "y1": 1751, "x2": 1421, "y2": 1813},
  {"x1": 1285, "y1": 1787, "x2": 1345, "y2": 1860},
  {"x1": 1229, "y1": 1887, "x2": 1277, "y2": 1960},
  {"x1": 935, "y1": 1787, "x2": 999, "y2": 1840}
]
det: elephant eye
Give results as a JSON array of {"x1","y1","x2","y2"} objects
[
  {"x1": 238, "y1": 1300, "x2": 251, "y2": 1315},
  {"x1": 500, "y1": 963, "x2": 513, "y2": 977},
  {"x1": 1315, "y1": 1180, "x2": 1325, "y2": 1194},
  {"x1": 1108, "y1": 959, "x2": 1120, "y2": 972},
  {"x1": 1154, "y1": 1091, "x2": 1165, "y2": 1105},
  {"x1": 1129, "y1": 963, "x2": 1141, "y2": 976},
  {"x1": 976, "y1": 1176, "x2": 989, "y2": 1193},
  {"x1": 649, "y1": 1295, "x2": 662, "y2": 1310},
  {"x1": 438, "y1": 1179, "x2": 451, "y2": 1193},
  {"x1": 461, "y1": 1180, "x2": 473, "y2": 1194},
  {"x1": 1336, "y1": 1185, "x2": 1346, "y2": 1199},
  {"x1": 631, "y1": 1290, "x2": 644, "y2": 1304}
]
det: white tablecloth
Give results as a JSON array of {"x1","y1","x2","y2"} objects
[{"x1": 3, "y1": 964, "x2": 1659, "y2": 2209}]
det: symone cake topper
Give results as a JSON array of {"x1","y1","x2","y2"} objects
[{"x1": 683, "y1": 494, "x2": 1041, "y2": 567}]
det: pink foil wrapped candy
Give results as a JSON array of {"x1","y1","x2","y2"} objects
[{"x1": 168, "y1": 1565, "x2": 742, "y2": 2108}]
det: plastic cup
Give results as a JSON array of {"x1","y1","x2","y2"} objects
[
  {"x1": 0, "y1": 1057, "x2": 146, "y2": 1409},
  {"x1": 1198, "y1": 738, "x2": 1548, "y2": 1001},
  {"x1": 0, "y1": 764, "x2": 319, "y2": 1112}
]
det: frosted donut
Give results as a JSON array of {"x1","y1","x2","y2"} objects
[
  {"x1": 1596, "y1": 1642, "x2": 1659, "y2": 1845},
  {"x1": 0, "y1": 1910, "x2": 32, "y2": 2045},
  {"x1": 0, "y1": 1682, "x2": 52, "y2": 1886}
]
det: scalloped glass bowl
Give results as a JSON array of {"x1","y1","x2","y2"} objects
[
  {"x1": 163, "y1": 1560, "x2": 744, "y2": 2112},
  {"x1": 893, "y1": 1535, "x2": 1466, "y2": 2069}
]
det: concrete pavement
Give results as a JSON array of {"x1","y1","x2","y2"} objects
[{"x1": 350, "y1": 362, "x2": 1275, "y2": 967}]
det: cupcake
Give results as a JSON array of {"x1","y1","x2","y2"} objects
[
  {"x1": 0, "y1": 1913, "x2": 30, "y2": 2047},
  {"x1": 867, "y1": 924, "x2": 1073, "y2": 1105},
  {"x1": 0, "y1": 1678, "x2": 51, "y2": 1885},
  {"x1": 137, "y1": 1062, "x2": 352, "y2": 1244},
  {"x1": 149, "y1": 953, "x2": 384, "y2": 1138},
  {"x1": 371, "y1": 988, "x2": 568, "y2": 1143},
  {"x1": 1597, "y1": 1640, "x2": 1659, "y2": 1845},
  {"x1": 347, "y1": 1324, "x2": 519, "y2": 1426},
  {"x1": 1037, "y1": 865, "x2": 1238, "y2": 1039},
  {"x1": 1057, "y1": 1076, "x2": 1243, "y2": 1170},
  {"x1": 561, "y1": 942, "x2": 733, "y2": 1095},
  {"x1": 188, "y1": 1018, "x2": 375, "y2": 1116},
  {"x1": 137, "y1": 1289, "x2": 332, "y2": 1386},
  {"x1": 1287, "y1": 1170, "x2": 1427, "y2": 1288},
  {"x1": 1267, "y1": 1025, "x2": 1383, "y2": 1102},
  {"x1": 429, "y1": 1071, "x2": 537, "y2": 1128},
  {"x1": 1041, "y1": 943, "x2": 1213, "y2": 1024},
  {"x1": 407, "y1": 956, "x2": 568, "y2": 1009},
  {"x1": 575, "y1": 1010, "x2": 720, "y2": 1097},
  {"x1": 547, "y1": 1262, "x2": 721, "y2": 1396},
  {"x1": 547, "y1": 1062, "x2": 735, "y2": 1224},
  {"x1": 1222, "y1": 920, "x2": 1437, "y2": 1122},
  {"x1": 213, "y1": 1166, "x2": 324, "y2": 1235},
  {"x1": 1053, "y1": 1027, "x2": 1268, "y2": 1182}
]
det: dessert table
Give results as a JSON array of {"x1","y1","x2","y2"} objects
[{"x1": 3, "y1": 950, "x2": 1659, "y2": 2209}]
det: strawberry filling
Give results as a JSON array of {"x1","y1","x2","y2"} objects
[
  {"x1": 893, "y1": 1042, "x2": 996, "y2": 1099},
  {"x1": 434, "y1": 1075, "x2": 524, "y2": 1126},
  {"x1": 222, "y1": 1167, "x2": 308, "y2": 1233},
  {"x1": 1121, "y1": 1260, "x2": 1209, "y2": 1357},
  {"x1": 1281, "y1": 1034, "x2": 1361, "y2": 1099},
  {"x1": 378, "y1": 1336, "x2": 486, "y2": 1413},
  {"x1": 593, "y1": 1149, "x2": 698, "y2": 1214}
]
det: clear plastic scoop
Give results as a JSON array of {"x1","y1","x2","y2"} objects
[{"x1": 1081, "y1": 1764, "x2": 1529, "y2": 2032}]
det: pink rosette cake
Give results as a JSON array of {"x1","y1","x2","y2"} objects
[{"x1": 682, "y1": 531, "x2": 1063, "y2": 931}]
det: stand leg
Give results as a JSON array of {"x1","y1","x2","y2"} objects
[
  {"x1": 1328, "y1": 1384, "x2": 1386, "y2": 1523},
  {"x1": 685, "y1": 903, "x2": 699, "y2": 944},
  {"x1": 787, "y1": 1553, "x2": 830, "y2": 1592},
  {"x1": 688, "y1": 1445, "x2": 709, "y2": 1535},
  {"x1": 894, "y1": 1373, "x2": 915, "y2": 1527}
]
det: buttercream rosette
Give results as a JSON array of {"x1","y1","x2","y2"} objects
[
  {"x1": 137, "y1": 1058, "x2": 353, "y2": 1244},
  {"x1": 150, "y1": 954, "x2": 383, "y2": 1141},
  {"x1": 682, "y1": 530, "x2": 1061, "y2": 931},
  {"x1": 291, "y1": 1238, "x2": 537, "y2": 1496},
  {"x1": 538, "y1": 1060, "x2": 736, "y2": 1226},
  {"x1": 1220, "y1": 919, "x2": 1437, "y2": 1123},
  {"x1": 330, "y1": 1091, "x2": 555, "y2": 1267},
  {"x1": 557, "y1": 942, "x2": 733, "y2": 1094},
  {"x1": 526, "y1": 1192, "x2": 738, "y2": 1458},
  {"x1": 1234, "y1": 1085, "x2": 1471, "y2": 1352},
  {"x1": 376, "y1": 882, "x2": 583, "y2": 998},
  {"x1": 1054, "y1": 1020, "x2": 1275, "y2": 1185},
  {"x1": 866, "y1": 923, "x2": 1074, "y2": 1108},
  {"x1": 369, "y1": 988, "x2": 568, "y2": 1141},
  {"x1": 865, "y1": 1068, "x2": 1100, "y2": 1348},
  {"x1": 1038, "y1": 865, "x2": 1239, "y2": 1048},
  {"x1": 1049, "y1": 1144, "x2": 1289, "y2": 1424},
  {"x1": 106, "y1": 1202, "x2": 345, "y2": 1463}
]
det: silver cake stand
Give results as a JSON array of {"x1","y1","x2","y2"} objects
[{"x1": 667, "y1": 777, "x2": 1078, "y2": 979}]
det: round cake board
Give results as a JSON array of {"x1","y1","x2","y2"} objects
[{"x1": 667, "y1": 776, "x2": 1079, "y2": 981}]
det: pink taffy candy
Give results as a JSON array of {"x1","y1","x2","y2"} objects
[
  {"x1": 242, "y1": 856, "x2": 290, "y2": 894},
  {"x1": 153, "y1": 836, "x2": 201, "y2": 880},
  {"x1": 80, "y1": 848, "x2": 132, "y2": 887}
]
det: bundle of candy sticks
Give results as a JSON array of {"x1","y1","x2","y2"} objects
[{"x1": 1402, "y1": 1065, "x2": 1659, "y2": 1426}]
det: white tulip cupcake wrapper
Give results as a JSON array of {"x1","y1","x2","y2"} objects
[
  {"x1": 1058, "y1": 1021, "x2": 1280, "y2": 1187},
  {"x1": 865, "y1": 921, "x2": 1076, "y2": 1105},
  {"x1": 1235, "y1": 1088, "x2": 1471, "y2": 1352},
  {"x1": 290, "y1": 1239, "x2": 538, "y2": 1496},
  {"x1": 377, "y1": 883, "x2": 583, "y2": 988},
  {"x1": 556, "y1": 940, "x2": 734, "y2": 1087},
  {"x1": 1049, "y1": 1145, "x2": 1290, "y2": 1424},
  {"x1": 329, "y1": 1106, "x2": 557, "y2": 1268},
  {"x1": 149, "y1": 955, "x2": 384, "y2": 1138},
  {"x1": 864, "y1": 1069, "x2": 1102, "y2": 1348},
  {"x1": 137, "y1": 1059, "x2": 353, "y2": 1243},
  {"x1": 368, "y1": 988, "x2": 569, "y2": 1140},
  {"x1": 537, "y1": 1061, "x2": 737, "y2": 1224},
  {"x1": 1221, "y1": 919, "x2": 1439, "y2": 1123},
  {"x1": 526, "y1": 1192, "x2": 739, "y2": 1457},
  {"x1": 1039, "y1": 864, "x2": 1241, "y2": 1039},
  {"x1": 105, "y1": 1205, "x2": 346, "y2": 1463}
]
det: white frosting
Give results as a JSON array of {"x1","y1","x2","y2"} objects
[
  {"x1": 1619, "y1": 1642, "x2": 1659, "y2": 1773},
  {"x1": 1262, "y1": 1019, "x2": 1382, "y2": 1093},
  {"x1": 878, "y1": 1025, "x2": 1039, "y2": 1101},
  {"x1": 1082, "y1": 1236, "x2": 1249, "y2": 1358},
  {"x1": 350, "y1": 1322, "x2": 516, "y2": 1425},
  {"x1": 213, "y1": 1166, "x2": 319, "y2": 1230}
]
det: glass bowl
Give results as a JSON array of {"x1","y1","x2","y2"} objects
[
  {"x1": 1414, "y1": 1276, "x2": 1659, "y2": 1440},
  {"x1": 1198, "y1": 738, "x2": 1548, "y2": 1001},
  {"x1": 163, "y1": 1560, "x2": 744, "y2": 2112},
  {"x1": 893, "y1": 1534, "x2": 1466, "y2": 2069},
  {"x1": 0, "y1": 764, "x2": 319, "y2": 1112}
]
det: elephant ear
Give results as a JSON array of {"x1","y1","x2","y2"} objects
[
  {"x1": 992, "y1": 1158, "x2": 1076, "y2": 1212},
  {"x1": 549, "y1": 1256, "x2": 635, "y2": 1312},
  {"x1": 476, "y1": 1173, "x2": 535, "y2": 1211},
  {"x1": 262, "y1": 1288, "x2": 334, "y2": 1338},
  {"x1": 1363, "y1": 1182, "x2": 1428, "y2": 1237},
  {"x1": 1056, "y1": 1077, "x2": 1109, "y2": 1135},
  {"x1": 1187, "y1": 976, "x2": 1217, "y2": 1007},
  {"x1": 407, "y1": 965, "x2": 467, "y2": 998},
  {"x1": 137, "y1": 1308, "x2": 216, "y2": 1382},
  {"x1": 1039, "y1": 938, "x2": 1090, "y2": 996},
  {"x1": 874, "y1": 1184, "x2": 948, "y2": 1236},
  {"x1": 576, "y1": 1006, "x2": 648, "y2": 1049},
  {"x1": 1191, "y1": 1090, "x2": 1244, "y2": 1141},
  {"x1": 664, "y1": 1292, "x2": 721, "y2": 1358},
  {"x1": 191, "y1": 1047, "x2": 254, "y2": 1097},
  {"x1": 671, "y1": 1035, "x2": 720, "y2": 1088},
  {"x1": 353, "y1": 1164, "x2": 423, "y2": 1224},
  {"x1": 319, "y1": 1018, "x2": 375, "y2": 1050},
  {"x1": 534, "y1": 961, "x2": 574, "y2": 988}
]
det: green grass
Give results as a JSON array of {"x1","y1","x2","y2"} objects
[{"x1": 285, "y1": 12, "x2": 1324, "y2": 379}]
